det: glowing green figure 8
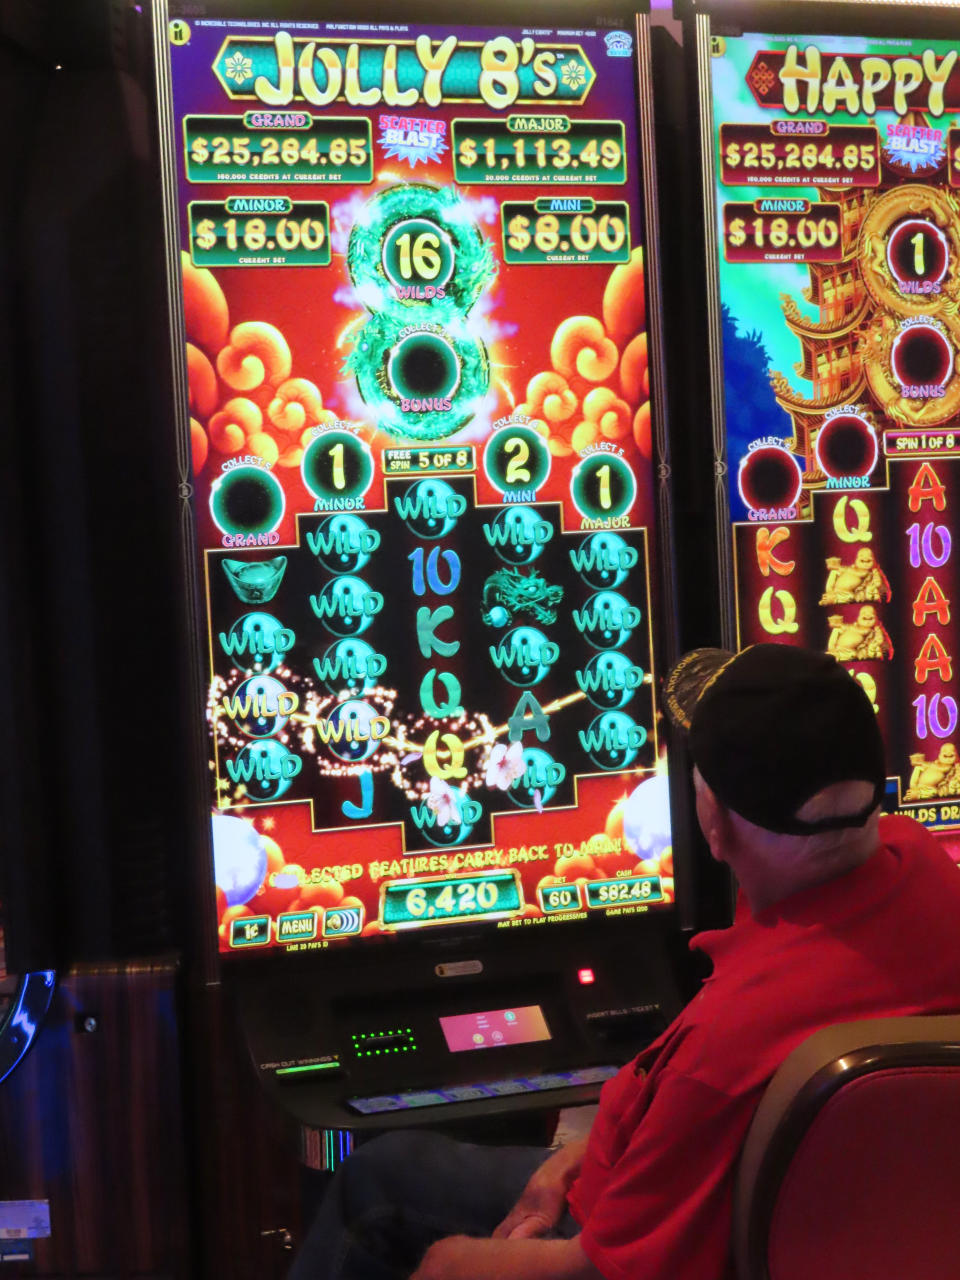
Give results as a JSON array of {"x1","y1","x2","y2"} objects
[{"x1": 345, "y1": 183, "x2": 496, "y2": 441}]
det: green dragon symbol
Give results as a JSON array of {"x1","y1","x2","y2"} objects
[{"x1": 481, "y1": 567, "x2": 564, "y2": 627}]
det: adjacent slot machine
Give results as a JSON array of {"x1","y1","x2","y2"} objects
[
  {"x1": 153, "y1": 0, "x2": 690, "y2": 1129},
  {"x1": 685, "y1": 0, "x2": 960, "y2": 867}
]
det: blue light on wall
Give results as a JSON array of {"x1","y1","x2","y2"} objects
[{"x1": 0, "y1": 972, "x2": 56, "y2": 1084}]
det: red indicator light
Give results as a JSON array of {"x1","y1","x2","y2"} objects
[{"x1": 577, "y1": 968, "x2": 596, "y2": 985}]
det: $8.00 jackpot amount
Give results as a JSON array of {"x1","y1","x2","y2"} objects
[{"x1": 507, "y1": 211, "x2": 626, "y2": 253}]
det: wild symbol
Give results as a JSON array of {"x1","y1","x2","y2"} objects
[{"x1": 488, "y1": 627, "x2": 560, "y2": 687}]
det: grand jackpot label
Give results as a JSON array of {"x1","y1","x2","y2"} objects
[
  {"x1": 711, "y1": 31, "x2": 960, "y2": 854},
  {"x1": 161, "y1": 14, "x2": 673, "y2": 951}
]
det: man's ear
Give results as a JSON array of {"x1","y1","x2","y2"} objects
[
  {"x1": 702, "y1": 797, "x2": 726, "y2": 863},
  {"x1": 693, "y1": 769, "x2": 726, "y2": 863}
]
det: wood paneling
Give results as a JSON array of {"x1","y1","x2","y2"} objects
[
  {"x1": 0, "y1": 960, "x2": 190, "y2": 1277},
  {"x1": 0, "y1": 963, "x2": 311, "y2": 1278},
  {"x1": 187, "y1": 980, "x2": 304, "y2": 1279}
]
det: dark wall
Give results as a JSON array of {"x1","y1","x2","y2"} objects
[{"x1": 0, "y1": 1, "x2": 190, "y2": 969}]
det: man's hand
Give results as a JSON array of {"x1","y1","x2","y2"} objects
[
  {"x1": 411, "y1": 1234, "x2": 600, "y2": 1280},
  {"x1": 411, "y1": 1236, "x2": 477, "y2": 1280},
  {"x1": 493, "y1": 1139, "x2": 588, "y2": 1240}
]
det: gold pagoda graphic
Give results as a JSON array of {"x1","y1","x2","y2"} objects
[
  {"x1": 770, "y1": 110, "x2": 960, "y2": 490},
  {"x1": 769, "y1": 184, "x2": 876, "y2": 492}
]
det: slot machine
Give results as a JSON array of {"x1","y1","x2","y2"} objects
[
  {"x1": 152, "y1": 0, "x2": 696, "y2": 1134},
  {"x1": 682, "y1": 0, "x2": 960, "y2": 871}
]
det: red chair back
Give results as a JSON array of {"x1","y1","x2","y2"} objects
[{"x1": 734, "y1": 1016, "x2": 960, "y2": 1280}]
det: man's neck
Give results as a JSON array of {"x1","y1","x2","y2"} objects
[{"x1": 740, "y1": 843, "x2": 877, "y2": 916}]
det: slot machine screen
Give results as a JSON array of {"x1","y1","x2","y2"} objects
[
  {"x1": 439, "y1": 1006, "x2": 552, "y2": 1052},
  {"x1": 707, "y1": 27, "x2": 960, "y2": 864},
  {"x1": 159, "y1": 7, "x2": 678, "y2": 957}
]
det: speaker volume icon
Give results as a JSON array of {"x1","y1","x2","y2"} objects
[{"x1": 322, "y1": 906, "x2": 364, "y2": 937}]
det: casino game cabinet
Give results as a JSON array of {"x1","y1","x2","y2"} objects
[{"x1": 152, "y1": 0, "x2": 699, "y2": 1145}]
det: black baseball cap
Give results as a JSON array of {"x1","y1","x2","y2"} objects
[{"x1": 663, "y1": 644, "x2": 886, "y2": 835}]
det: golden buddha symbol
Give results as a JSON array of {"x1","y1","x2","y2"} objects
[
  {"x1": 905, "y1": 742, "x2": 960, "y2": 801},
  {"x1": 820, "y1": 547, "x2": 892, "y2": 605},
  {"x1": 826, "y1": 605, "x2": 894, "y2": 661}
]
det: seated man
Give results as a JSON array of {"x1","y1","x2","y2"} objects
[{"x1": 289, "y1": 645, "x2": 960, "y2": 1280}]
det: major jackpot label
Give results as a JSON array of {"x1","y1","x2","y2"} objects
[
  {"x1": 162, "y1": 16, "x2": 673, "y2": 950},
  {"x1": 711, "y1": 32, "x2": 960, "y2": 856}
]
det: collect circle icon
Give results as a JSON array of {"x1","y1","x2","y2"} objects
[
  {"x1": 814, "y1": 414, "x2": 878, "y2": 480},
  {"x1": 570, "y1": 453, "x2": 637, "y2": 521},
  {"x1": 301, "y1": 432, "x2": 373, "y2": 505},
  {"x1": 891, "y1": 323, "x2": 952, "y2": 390},
  {"x1": 381, "y1": 217, "x2": 455, "y2": 293},
  {"x1": 886, "y1": 218, "x2": 949, "y2": 290},
  {"x1": 388, "y1": 331, "x2": 461, "y2": 403},
  {"x1": 347, "y1": 182, "x2": 493, "y2": 316},
  {"x1": 737, "y1": 445, "x2": 802, "y2": 513},
  {"x1": 348, "y1": 312, "x2": 489, "y2": 441},
  {"x1": 210, "y1": 466, "x2": 285, "y2": 538},
  {"x1": 484, "y1": 425, "x2": 551, "y2": 496}
]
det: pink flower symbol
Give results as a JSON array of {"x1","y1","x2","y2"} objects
[
  {"x1": 485, "y1": 741, "x2": 525, "y2": 791},
  {"x1": 427, "y1": 777, "x2": 463, "y2": 826}
]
